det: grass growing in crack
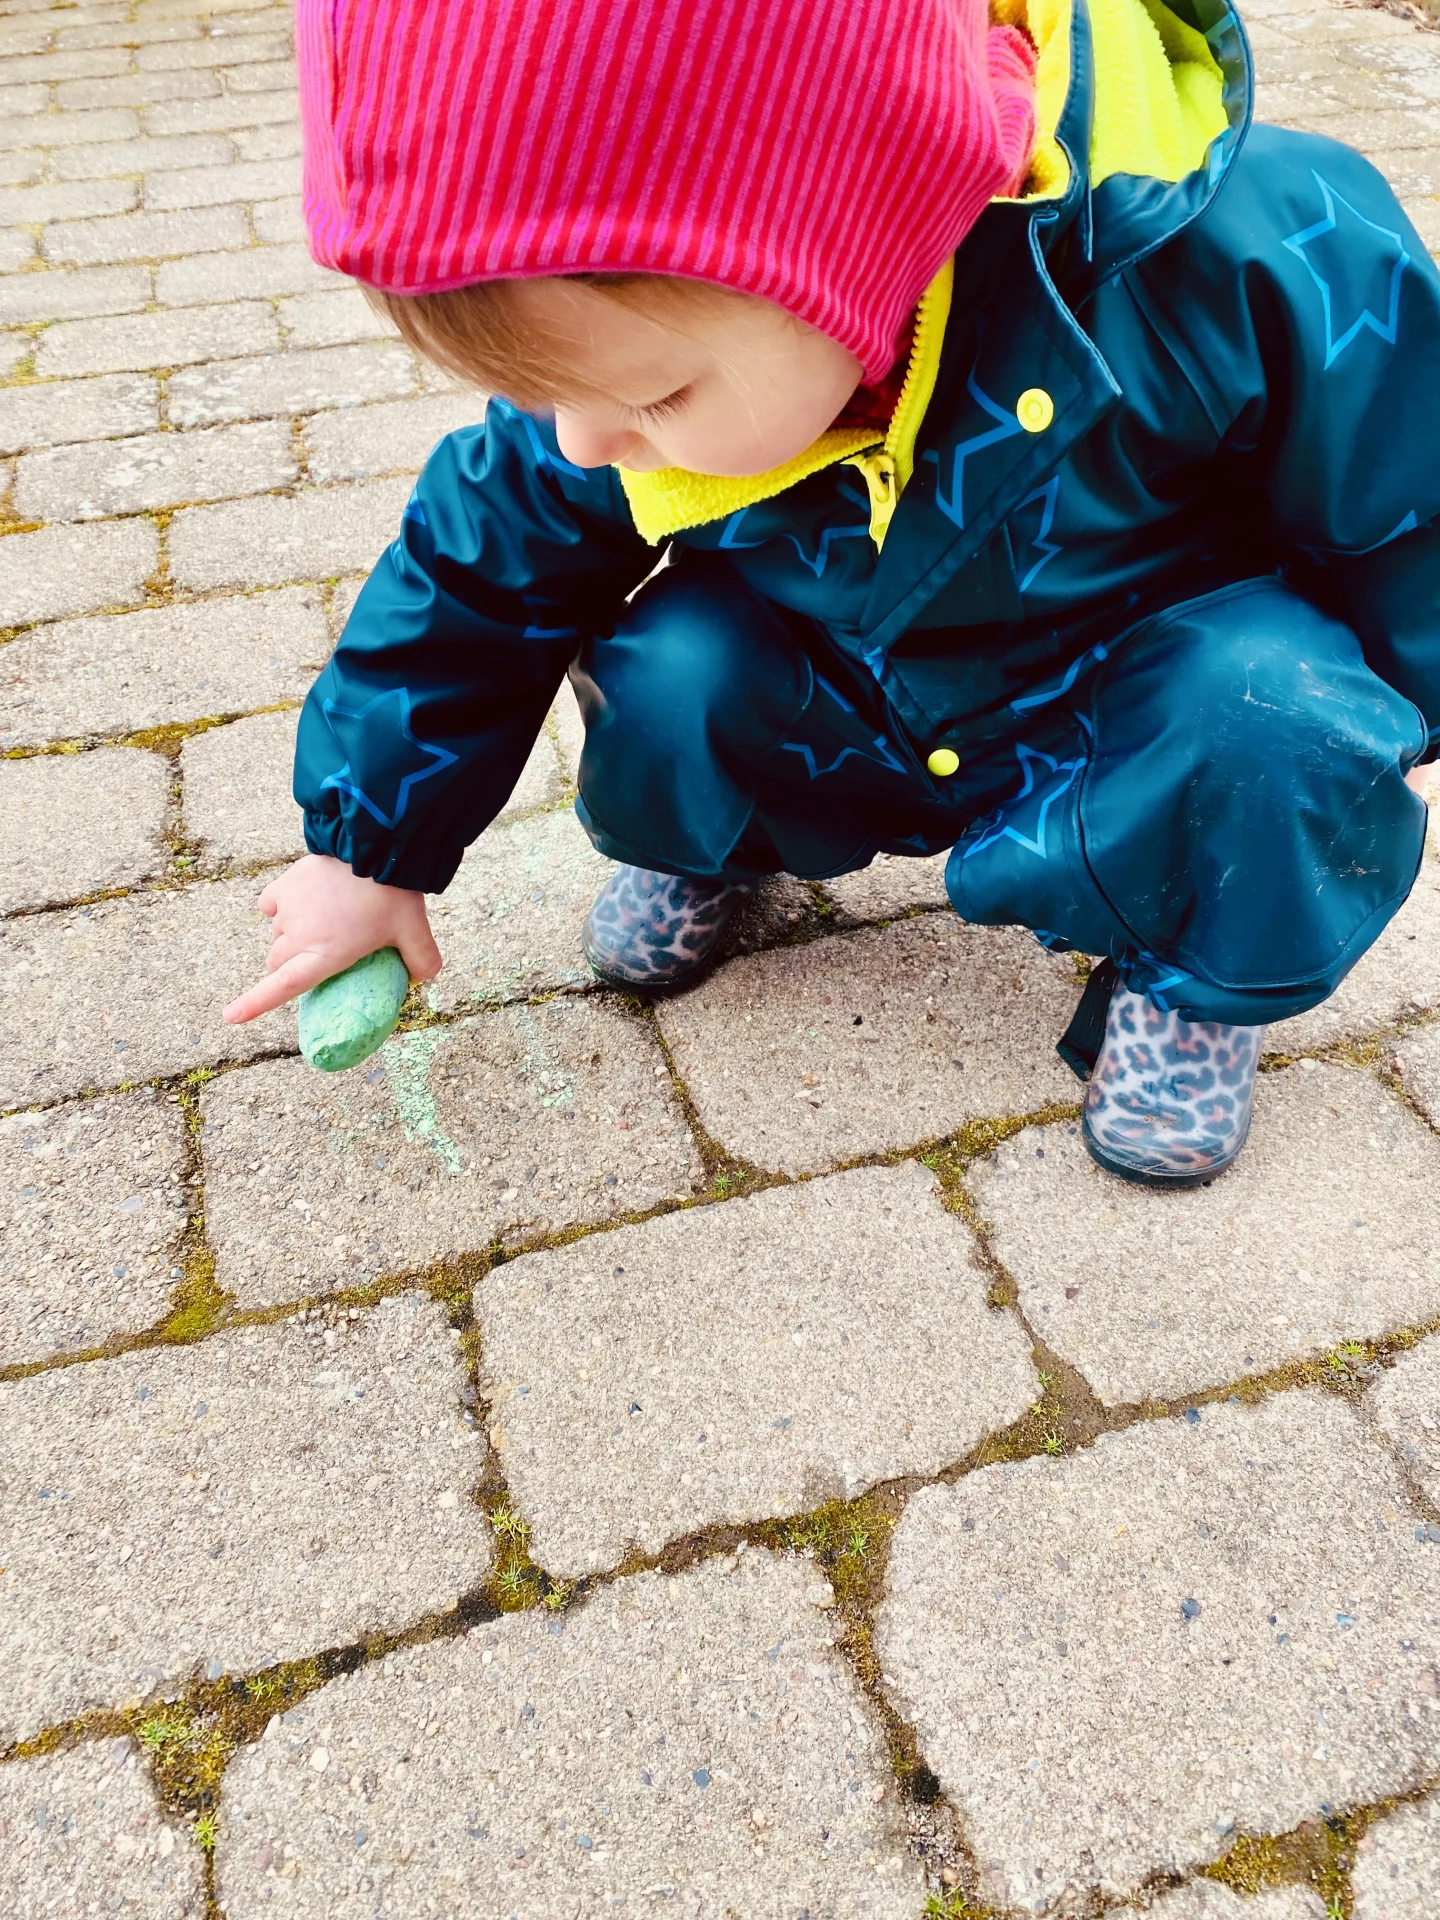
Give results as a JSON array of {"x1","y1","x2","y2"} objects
[
  {"x1": 923, "y1": 1894, "x2": 985, "y2": 1919},
  {"x1": 1204, "y1": 1810, "x2": 1360, "y2": 1913},
  {"x1": 483, "y1": 1498, "x2": 569, "y2": 1612},
  {"x1": 134, "y1": 1703, "x2": 230, "y2": 1810}
]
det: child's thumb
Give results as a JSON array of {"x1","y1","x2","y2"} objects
[{"x1": 399, "y1": 923, "x2": 443, "y2": 983}]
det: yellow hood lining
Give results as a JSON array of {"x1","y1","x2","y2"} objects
[
  {"x1": 618, "y1": 260, "x2": 952, "y2": 547},
  {"x1": 619, "y1": 0, "x2": 1227, "y2": 546}
]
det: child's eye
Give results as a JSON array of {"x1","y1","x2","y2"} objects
[{"x1": 636, "y1": 386, "x2": 691, "y2": 423}]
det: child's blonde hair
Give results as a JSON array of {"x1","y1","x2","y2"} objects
[{"x1": 366, "y1": 274, "x2": 739, "y2": 411}]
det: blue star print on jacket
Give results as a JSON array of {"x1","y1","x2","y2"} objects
[
  {"x1": 318, "y1": 687, "x2": 458, "y2": 830},
  {"x1": 1282, "y1": 171, "x2": 1410, "y2": 368}
]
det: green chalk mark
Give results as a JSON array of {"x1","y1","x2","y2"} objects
[
  {"x1": 298, "y1": 947, "x2": 410, "y2": 1073},
  {"x1": 387, "y1": 1029, "x2": 465, "y2": 1174}
]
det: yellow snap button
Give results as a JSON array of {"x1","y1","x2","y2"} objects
[
  {"x1": 1016, "y1": 387, "x2": 1055, "y2": 433},
  {"x1": 927, "y1": 747, "x2": 960, "y2": 777}
]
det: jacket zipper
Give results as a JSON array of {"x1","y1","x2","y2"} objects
[
  {"x1": 842, "y1": 256, "x2": 954, "y2": 553},
  {"x1": 846, "y1": 447, "x2": 899, "y2": 548}
]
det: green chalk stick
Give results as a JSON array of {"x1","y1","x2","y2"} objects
[{"x1": 298, "y1": 946, "x2": 411, "y2": 1072}]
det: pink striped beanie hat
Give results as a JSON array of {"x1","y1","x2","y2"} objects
[{"x1": 296, "y1": 0, "x2": 1037, "y2": 379}]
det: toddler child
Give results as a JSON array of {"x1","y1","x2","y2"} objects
[{"x1": 225, "y1": 0, "x2": 1440, "y2": 1187}]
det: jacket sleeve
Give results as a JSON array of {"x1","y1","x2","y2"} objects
[
  {"x1": 295, "y1": 402, "x2": 653, "y2": 891},
  {"x1": 1127, "y1": 125, "x2": 1440, "y2": 757}
]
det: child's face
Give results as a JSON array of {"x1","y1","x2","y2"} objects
[{"x1": 508, "y1": 277, "x2": 865, "y2": 476}]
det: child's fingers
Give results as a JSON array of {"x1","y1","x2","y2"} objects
[
  {"x1": 222, "y1": 951, "x2": 333, "y2": 1025},
  {"x1": 254, "y1": 880, "x2": 282, "y2": 918}
]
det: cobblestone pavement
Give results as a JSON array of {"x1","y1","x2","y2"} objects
[{"x1": 1, "y1": 0, "x2": 1439, "y2": 1914}]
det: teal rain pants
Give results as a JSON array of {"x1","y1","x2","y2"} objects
[{"x1": 571, "y1": 558, "x2": 1427, "y2": 1026}]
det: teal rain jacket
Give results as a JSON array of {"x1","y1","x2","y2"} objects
[{"x1": 295, "y1": 0, "x2": 1440, "y2": 901}]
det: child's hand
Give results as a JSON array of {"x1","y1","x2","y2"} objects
[{"x1": 222, "y1": 854, "x2": 443, "y2": 1024}]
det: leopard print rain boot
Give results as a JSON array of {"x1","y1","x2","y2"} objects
[
  {"x1": 583, "y1": 865, "x2": 751, "y2": 991},
  {"x1": 1082, "y1": 983, "x2": 1262, "y2": 1187}
]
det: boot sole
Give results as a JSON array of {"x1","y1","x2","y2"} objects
[
  {"x1": 582, "y1": 939, "x2": 724, "y2": 998},
  {"x1": 1082, "y1": 1123, "x2": 1248, "y2": 1190}
]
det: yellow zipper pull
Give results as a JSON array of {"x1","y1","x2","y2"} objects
[{"x1": 844, "y1": 450, "x2": 898, "y2": 551}]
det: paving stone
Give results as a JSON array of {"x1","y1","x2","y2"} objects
[
  {"x1": 56, "y1": 67, "x2": 221, "y2": 110},
  {"x1": 56, "y1": 15, "x2": 203, "y2": 44},
  {"x1": 250, "y1": 191, "x2": 304, "y2": 244},
  {"x1": 0, "y1": 328, "x2": 30, "y2": 375},
  {"x1": 34, "y1": 296, "x2": 278, "y2": 375},
  {"x1": 971, "y1": 1064, "x2": 1440, "y2": 1405},
  {"x1": 0, "y1": 875, "x2": 297, "y2": 1104},
  {"x1": 424, "y1": 807, "x2": 613, "y2": 1013},
  {"x1": 223, "y1": 59, "x2": 294, "y2": 98},
  {"x1": 0, "y1": 370, "x2": 155, "y2": 453},
  {"x1": 1396, "y1": 1019, "x2": 1440, "y2": 1123},
  {"x1": 1406, "y1": 195, "x2": 1440, "y2": 249},
  {"x1": 140, "y1": 0, "x2": 279, "y2": 18},
  {"x1": 0, "y1": 516, "x2": 158, "y2": 627},
  {"x1": 0, "y1": 174, "x2": 136, "y2": 223},
  {"x1": 0, "y1": 1739, "x2": 204, "y2": 1919},
  {"x1": 0, "y1": 146, "x2": 42, "y2": 183},
  {"x1": 1352, "y1": 1792, "x2": 1440, "y2": 1920},
  {"x1": 0, "y1": 79, "x2": 49, "y2": 113},
  {"x1": 303, "y1": 390, "x2": 483, "y2": 482},
  {"x1": 14, "y1": 416, "x2": 296, "y2": 520},
  {"x1": 207, "y1": 5, "x2": 296, "y2": 28},
  {"x1": 0, "y1": 41, "x2": 128, "y2": 79},
  {"x1": 1363, "y1": 146, "x2": 1439, "y2": 199},
  {"x1": 1258, "y1": 72, "x2": 1419, "y2": 118},
  {"x1": 231, "y1": 117, "x2": 301, "y2": 161},
  {"x1": 1269, "y1": 856, "x2": 1440, "y2": 1051},
  {"x1": 180, "y1": 705, "x2": 301, "y2": 866},
  {"x1": 143, "y1": 151, "x2": 298, "y2": 209},
  {"x1": 658, "y1": 916, "x2": 1080, "y2": 1176},
  {"x1": 142, "y1": 86, "x2": 298, "y2": 136},
  {"x1": 1335, "y1": 35, "x2": 1440, "y2": 78},
  {"x1": 202, "y1": 999, "x2": 704, "y2": 1303},
  {"x1": 1, "y1": 585, "x2": 325, "y2": 746},
  {"x1": 155, "y1": 238, "x2": 336, "y2": 304},
  {"x1": 825, "y1": 849, "x2": 951, "y2": 924},
  {"x1": 0, "y1": 743, "x2": 168, "y2": 910},
  {"x1": 877, "y1": 1394, "x2": 1440, "y2": 1916},
  {"x1": 1366, "y1": 1333, "x2": 1440, "y2": 1507},
  {"x1": 216, "y1": 1552, "x2": 920, "y2": 1919},
  {"x1": 0, "y1": 1088, "x2": 186, "y2": 1367},
  {"x1": 329, "y1": 570, "x2": 365, "y2": 635},
  {"x1": 1147, "y1": 1887, "x2": 1326, "y2": 1920},
  {"x1": 138, "y1": 26, "x2": 289, "y2": 67},
  {"x1": 168, "y1": 476, "x2": 412, "y2": 589},
  {"x1": 168, "y1": 340, "x2": 419, "y2": 428},
  {"x1": 480, "y1": 1163, "x2": 1037, "y2": 1578},
  {"x1": 1287, "y1": 106, "x2": 1438, "y2": 148},
  {"x1": 0, "y1": 224, "x2": 34, "y2": 268},
  {"x1": 0, "y1": 17, "x2": 48, "y2": 49},
  {"x1": 50, "y1": 129, "x2": 233, "y2": 177},
  {"x1": 0, "y1": 259, "x2": 150, "y2": 325},
  {"x1": 0, "y1": 1293, "x2": 489, "y2": 1743},
  {"x1": 43, "y1": 201, "x2": 248, "y2": 264}
]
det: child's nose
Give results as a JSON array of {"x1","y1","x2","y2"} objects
[{"x1": 553, "y1": 410, "x2": 640, "y2": 470}]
